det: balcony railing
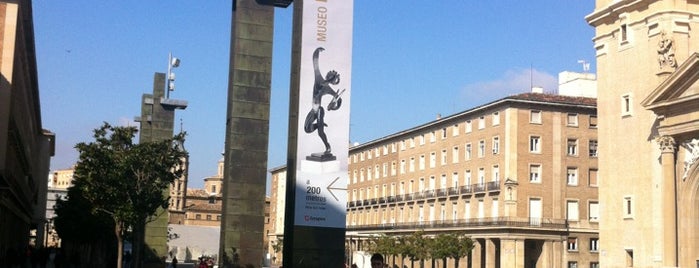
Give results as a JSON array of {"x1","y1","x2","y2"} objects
[
  {"x1": 347, "y1": 217, "x2": 568, "y2": 231},
  {"x1": 352, "y1": 181, "x2": 504, "y2": 207}
]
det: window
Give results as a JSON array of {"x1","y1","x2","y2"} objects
[
  {"x1": 492, "y1": 165, "x2": 499, "y2": 182},
  {"x1": 529, "y1": 164, "x2": 541, "y2": 183},
  {"x1": 208, "y1": 197, "x2": 216, "y2": 204},
  {"x1": 420, "y1": 134, "x2": 426, "y2": 145},
  {"x1": 624, "y1": 196, "x2": 633, "y2": 218},
  {"x1": 626, "y1": 249, "x2": 633, "y2": 267},
  {"x1": 478, "y1": 116, "x2": 486, "y2": 129},
  {"x1": 465, "y1": 120, "x2": 472, "y2": 133},
  {"x1": 429, "y1": 152, "x2": 436, "y2": 168},
  {"x1": 465, "y1": 170, "x2": 472, "y2": 185},
  {"x1": 589, "y1": 169, "x2": 598, "y2": 187},
  {"x1": 590, "y1": 262, "x2": 599, "y2": 268},
  {"x1": 530, "y1": 136, "x2": 541, "y2": 153},
  {"x1": 391, "y1": 161, "x2": 396, "y2": 176},
  {"x1": 589, "y1": 115, "x2": 597, "y2": 128},
  {"x1": 452, "y1": 124, "x2": 459, "y2": 136},
  {"x1": 492, "y1": 112, "x2": 500, "y2": 126},
  {"x1": 452, "y1": 146, "x2": 459, "y2": 163},
  {"x1": 419, "y1": 155, "x2": 425, "y2": 170},
  {"x1": 478, "y1": 140, "x2": 485, "y2": 158},
  {"x1": 491, "y1": 198, "x2": 499, "y2": 217},
  {"x1": 400, "y1": 159, "x2": 406, "y2": 174},
  {"x1": 206, "y1": 215, "x2": 212, "y2": 221},
  {"x1": 530, "y1": 110, "x2": 542, "y2": 124},
  {"x1": 391, "y1": 143, "x2": 396, "y2": 153},
  {"x1": 567, "y1": 113, "x2": 578, "y2": 126},
  {"x1": 409, "y1": 157, "x2": 415, "y2": 172},
  {"x1": 452, "y1": 172, "x2": 459, "y2": 188},
  {"x1": 400, "y1": 140, "x2": 406, "y2": 150},
  {"x1": 196, "y1": 214, "x2": 202, "y2": 220},
  {"x1": 382, "y1": 163, "x2": 387, "y2": 177},
  {"x1": 589, "y1": 140, "x2": 598, "y2": 157},
  {"x1": 383, "y1": 145, "x2": 388, "y2": 155},
  {"x1": 567, "y1": 237, "x2": 578, "y2": 251},
  {"x1": 566, "y1": 200, "x2": 579, "y2": 221},
  {"x1": 366, "y1": 168, "x2": 371, "y2": 181},
  {"x1": 211, "y1": 185, "x2": 217, "y2": 193},
  {"x1": 567, "y1": 262, "x2": 578, "y2": 268},
  {"x1": 567, "y1": 168, "x2": 578, "y2": 186},
  {"x1": 590, "y1": 238, "x2": 599, "y2": 252},
  {"x1": 589, "y1": 201, "x2": 599, "y2": 222},
  {"x1": 410, "y1": 137, "x2": 415, "y2": 148},
  {"x1": 492, "y1": 136, "x2": 500, "y2": 154},
  {"x1": 441, "y1": 149, "x2": 447, "y2": 165},
  {"x1": 430, "y1": 131, "x2": 436, "y2": 143},
  {"x1": 620, "y1": 24, "x2": 628, "y2": 43},
  {"x1": 621, "y1": 93, "x2": 632, "y2": 117},
  {"x1": 360, "y1": 169, "x2": 365, "y2": 182},
  {"x1": 442, "y1": 127, "x2": 447, "y2": 139},
  {"x1": 375, "y1": 148, "x2": 379, "y2": 157},
  {"x1": 567, "y1": 139, "x2": 578, "y2": 156},
  {"x1": 478, "y1": 168, "x2": 485, "y2": 184},
  {"x1": 374, "y1": 165, "x2": 379, "y2": 179},
  {"x1": 360, "y1": 152, "x2": 365, "y2": 161},
  {"x1": 465, "y1": 143, "x2": 472, "y2": 160}
]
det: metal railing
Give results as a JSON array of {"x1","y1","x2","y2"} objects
[
  {"x1": 347, "y1": 217, "x2": 568, "y2": 231},
  {"x1": 349, "y1": 181, "x2": 503, "y2": 207}
]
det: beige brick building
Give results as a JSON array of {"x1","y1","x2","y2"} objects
[
  {"x1": 587, "y1": 1, "x2": 699, "y2": 266},
  {"x1": 346, "y1": 92, "x2": 599, "y2": 268}
]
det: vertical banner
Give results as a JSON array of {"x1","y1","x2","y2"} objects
[{"x1": 294, "y1": 0, "x2": 353, "y2": 228}]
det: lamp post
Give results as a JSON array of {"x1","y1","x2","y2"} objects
[{"x1": 166, "y1": 52, "x2": 180, "y2": 99}]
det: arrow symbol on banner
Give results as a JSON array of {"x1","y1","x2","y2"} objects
[{"x1": 326, "y1": 176, "x2": 346, "y2": 202}]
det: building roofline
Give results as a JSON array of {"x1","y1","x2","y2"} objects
[{"x1": 350, "y1": 93, "x2": 596, "y2": 151}]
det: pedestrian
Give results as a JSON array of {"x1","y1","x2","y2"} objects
[
  {"x1": 370, "y1": 253, "x2": 385, "y2": 268},
  {"x1": 171, "y1": 256, "x2": 177, "y2": 268}
]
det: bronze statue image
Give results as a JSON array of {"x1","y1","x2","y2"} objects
[{"x1": 304, "y1": 47, "x2": 345, "y2": 161}]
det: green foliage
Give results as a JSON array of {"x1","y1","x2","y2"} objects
[
  {"x1": 404, "y1": 230, "x2": 431, "y2": 263},
  {"x1": 54, "y1": 122, "x2": 187, "y2": 268}
]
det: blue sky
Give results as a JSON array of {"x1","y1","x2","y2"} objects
[{"x1": 34, "y1": 1, "x2": 596, "y2": 189}]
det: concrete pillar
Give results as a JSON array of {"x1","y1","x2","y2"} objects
[
  {"x1": 472, "y1": 240, "x2": 482, "y2": 268},
  {"x1": 658, "y1": 136, "x2": 678, "y2": 267},
  {"x1": 220, "y1": 0, "x2": 275, "y2": 266},
  {"x1": 500, "y1": 239, "x2": 524, "y2": 268},
  {"x1": 485, "y1": 239, "x2": 497, "y2": 268}
]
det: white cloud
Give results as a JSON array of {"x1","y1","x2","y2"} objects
[{"x1": 460, "y1": 68, "x2": 558, "y2": 103}]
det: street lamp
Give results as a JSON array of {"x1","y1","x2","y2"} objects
[{"x1": 166, "y1": 52, "x2": 181, "y2": 99}]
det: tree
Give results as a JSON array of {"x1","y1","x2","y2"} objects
[
  {"x1": 369, "y1": 234, "x2": 400, "y2": 265},
  {"x1": 431, "y1": 232, "x2": 474, "y2": 268},
  {"x1": 68, "y1": 122, "x2": 187, "y2": 268},
  {"x1": 405, "y1": 230, "x2": 431, "y2": 268}
]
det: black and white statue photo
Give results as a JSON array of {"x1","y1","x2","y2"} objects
[{"x1": 304, "y1": 47, "x2": 345, "y2": 161}]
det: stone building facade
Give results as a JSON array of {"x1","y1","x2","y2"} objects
[
  {"x1": 587, "y1": 1, "x2": 699, "y2": 266},
  {"x1": 0, "y1": 0, "x2": 55, "y2": 259},
  {"x1": 346, "y1": 92, "x2": 599, "y2": 268}
]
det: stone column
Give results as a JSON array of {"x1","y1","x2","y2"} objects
[
  {"x1": 472, "y1": 239, "x2": 482, "y2": 268},
  {"x1": 500, "y1": 239, "x2": 524, "y2": 268},
  {"x1": 658, "y1": 136, "x2": 678, "y2": 267},
  {"x1": 220, "y1": 0, "x2": 275, "y2": 266},
  {"x1": 485, "y1": 239, "x2": 497, "y2": 268}
]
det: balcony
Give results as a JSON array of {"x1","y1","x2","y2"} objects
[
  {"x1": 424, "y1": 190, "x2": 435, "y2": 199},
  {"x1": 486, "y1": 181, "x2": 500, "y2": 192},
  {"x1": 370, "y1": 198, "x2": 377, "y2": 205},
  {"x1": 473, "y1": 183, "x2": 486, "y2": 193},
  {"x1": 378, "y1": 197, "x2": 386, "y2": 204},
  {"x1": 448, "y1": 187, "x2": 459, "y2": 195},
  {"x1": 460, "y1": 185, "x2": 472, "y2": 194},
  {"x1": 347, "y1": 217, "x2": 568, "y2": 232},
  {"x1": 436, "y1": 189, "x2": 448, "y2": 198}
]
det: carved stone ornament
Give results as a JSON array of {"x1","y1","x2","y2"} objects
[
  {"x1": 657, "y1": 31, "x2": 678, "y2": 70},
  {"x1": 658, "y1": 135, "x2": 676, "y2": 153},
  {"x1": 681, "y1": 138, "x2": 699, "y2": 180}
]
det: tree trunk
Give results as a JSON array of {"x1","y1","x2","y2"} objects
[
  {"x1": 115, "y1": 220, "x2": 124, "y2": 268},
  {"x1": 454, "y1": 257, "x2": 460, "y2": 268},
  {"x1": 132, "y1": 219, "x2": 146, "y2": 268},
  {"x1": 442, "y1": 257, "x2": 447, "y2": 268}
]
